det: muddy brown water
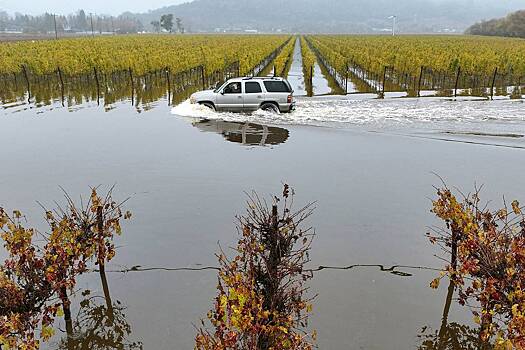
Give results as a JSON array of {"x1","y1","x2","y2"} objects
[{"x1": 2, "y1": 74, "x2": 525, "y2": 349}]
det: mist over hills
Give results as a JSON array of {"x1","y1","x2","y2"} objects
[{"x1": 133, "y1": 0, "x2": 525, "y2": 33}]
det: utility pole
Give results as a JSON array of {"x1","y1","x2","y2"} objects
[
  {"x1": 111, "y1": 16, "x2": 115, "y2": 34},
  {"x1": 388, "y1": 15, "x2": 397, "y2": 36},
  {"x1": 53, "y1": 14, "x2": 58, "y2": 40},
  {"x1": 90, "y1": 13, "x2": 95, "y2": 37}
]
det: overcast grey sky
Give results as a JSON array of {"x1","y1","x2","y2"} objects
[
  {"x1": 0, "y1": 0, "x2": 187, "y2": 15},
  {"x1": 1, "y1": 0, "x2": 523, "y2": 17}
]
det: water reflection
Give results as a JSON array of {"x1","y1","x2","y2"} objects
[
  {"x1": 417, "y1": 281, "x2": 491, "y2": 350},
  {"x1": 191, "y1": 119, "x2": 289, "y2": 146},
  {"x1": 0, "y1": 63, "x2": 239, "y2": 114},
  {"x1": 56, "y1": 272, "x2": 142, "y2": 350}
]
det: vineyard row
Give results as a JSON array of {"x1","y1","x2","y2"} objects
[
  {"x1": 0, "y1": 36, "x2": 293, "y2": 108},
  {"x1": 305, "y1": 35, "x2": 525, "y2": 97}
]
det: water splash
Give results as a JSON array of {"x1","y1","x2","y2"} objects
[{"x1": 171, "y1": 96, "x2": 525, "y2": 136}]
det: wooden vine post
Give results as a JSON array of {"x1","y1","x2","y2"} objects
[
  {"x1": 93, "y1": 66, "x2": 101, "y2": 104},
  {"x1": 61, "y1": 283, "x2": 74, "y2": 347},
  {"x1": 56, "y1": 66, "x2": 65, "y2": 105},
  {"x1": 201, "y1": 66, "x2": 206, "y2": 90},
  {"x1": 417, "y1": 66, "x2": 424, "y2": 97},
  {"x1": 21, "y1": 65, "x2": 31, "y2": 101},
  {"x1": 128, "y1": 67, "x2": 134, "y2": 105},
  {"x1": 381, "y1": 66, "x2": 387, "y2": 98},
  {"x1": 345, "y1": 62, "x2": 349, "y2": 94},
  {"x1": 96, "y1": 206, "x2": 105, "y2": 275},
  {"x1": 450, "y1": 225, "x2": 459, "y2": 275},
  {"x1": 166, "y1": 67, "x2": 171, "y2": 104},
  {"x1": 454, "y1": 66, "x2": 461, "y2": 98},
  {"x1": 490, "y1": 67, "x2": 498, "y2": 100},
  {"x1": 97, "y1": 205, "x2": 114, "y2": 318}
]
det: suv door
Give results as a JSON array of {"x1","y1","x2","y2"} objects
[
  {"x1": 243, "y1": 81, "x2": 264, "y2": 112},
  {"x1": 216, "y1": 82, "x2": 243, "y2": 112}
]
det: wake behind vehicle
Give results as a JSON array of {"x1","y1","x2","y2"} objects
[{"x1": 190, "y1": 77, "x2": 295, "y2": 113}]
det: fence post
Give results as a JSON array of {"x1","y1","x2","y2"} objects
[
  {"x1": 96, "y1": 206, "x2": 105, "y2": 275},
  {"x1": 93, "y1": 66, "x2": 101, "y2": 105},
  {"x1": 454, "y1": 66, "x2": 461, "y2": 98},
  {"x1": 201, "y1": 66, "x2": 206, "y2": 90},
  {"x1": 166, "y1": 67, "x2": 171, "y2": 104},
  {"x1": 57, "y1": 66, "x2": 65, "y2": 105},
  {"x1": 128, "y1": 67, "x2": 134, "y2": 106},
  {"x1": 345, "y1": 62, "x2": 349, "y2": 94},
  {"x1": 21, "y1": 65, "x2": 31, "y2": 102},
  {"x1": 417, "y1": 66, "x2": 424, "y2": 97},
  {"x1": 12, "y1": 72, "x2": 18, "y2": 89},
  {"x1": 490, "y1": 67, "x2": 498, "y2": 100},
  {"x1": 381, "y1": 66, "x2": 387, "y2": 98}
]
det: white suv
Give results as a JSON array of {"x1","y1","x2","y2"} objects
[{"x1": 190, "y1": 77, "x2": 295, "y2": 113}]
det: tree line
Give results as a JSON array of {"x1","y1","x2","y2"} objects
[
  {"x1": 0, "y1": 9, "x2": 188, "y2": 35},
  {"x1": 466, "y1": 10, "x2": 525, "y2": 38},
  {"x1": 150, "y1": 14, "x2": 184, "y2": 34},
  {"x1": 0, "y1": 9, "x2": 143, "y2": 34}
]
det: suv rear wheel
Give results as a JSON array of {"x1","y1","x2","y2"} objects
[{"x1": 260, "y1": 102, "x2": 280, "y2": 114}]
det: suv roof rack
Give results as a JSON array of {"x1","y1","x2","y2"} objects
[{"x1": 241, "y1": 76, "x2": 282, "y2": 80}]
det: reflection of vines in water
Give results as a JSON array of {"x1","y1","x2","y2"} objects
[
  {"x1": 417, "y1": 280, "x2": 492, "y2": 350},
  {"x1": 0, "y1": 62, "x2": 240, "y2": 113},
  {"x1": 57, "y1": 287, "x2": 143, "y2": 350}
]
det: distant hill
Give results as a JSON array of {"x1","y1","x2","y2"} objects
[
  {"x1": 132, "y1": 0, "x2": 525, "y2": 34},
  {"x1": 466, "y1": 10, "x2": 525, "y2": 38}
]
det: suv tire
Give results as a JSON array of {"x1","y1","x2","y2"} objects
[{"x1": 260, "y1": 102, "x2": 280, "y2": 114}]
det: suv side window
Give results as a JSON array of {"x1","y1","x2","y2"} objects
[
  {"x1": 245, "y1": 82, "x2": 262, "y2": 94},
  {"x1": 223, "y1": 82, "x2": 242, "y2": 94},
  {"x1": 263, "y1": 81, "x2": 291, "y2": 93}
]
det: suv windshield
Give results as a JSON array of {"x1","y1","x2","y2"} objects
[{"x1": 264, "y1": 81, "x2": 292, "y2": 93}]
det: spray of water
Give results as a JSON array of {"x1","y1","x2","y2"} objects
[{"x1": 171, "y1": 97, "x2": 525, "y2": 135}]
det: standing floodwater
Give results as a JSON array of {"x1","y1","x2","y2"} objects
[
  {"x1": 311, "y1": 62, "x2": 332, "y2": 95},
  {"x1": 3, "y1": 94, "x2": 525, "y2": 349},
  {"x1": 2, "y1": 75, "x2": 525, "y2": 349},
  {"x1": 287, "y1": 38, "x2": 307, "y2": 96},
  {"x1": 286, "y1": 37, "x2": 344, "y2": 96}
]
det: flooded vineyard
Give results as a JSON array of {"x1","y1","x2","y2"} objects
[{"x1": 2, "y1": 35, "x2": 525, "y2": 350}]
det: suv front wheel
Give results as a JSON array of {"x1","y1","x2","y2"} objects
[
  {"x1": 260, "y1": 102, "x2": 280, "y2": 114},
  {"x1": 199, "y1": 102, "x2": 216, "y2": 111}
]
